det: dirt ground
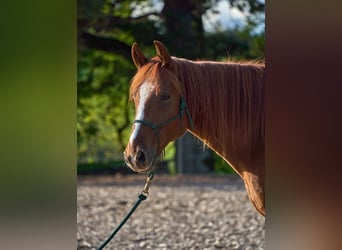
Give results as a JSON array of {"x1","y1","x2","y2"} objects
[{"x1": 77, "y1": 174, "x2": 265, "y2": 249}]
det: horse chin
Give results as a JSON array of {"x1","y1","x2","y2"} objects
[
  {"x1": 125, "y1": 161, "x2": 152, "y2": 174},
  {"x1": 133, "y1": 166, "x2": 151, "y2": 174}
]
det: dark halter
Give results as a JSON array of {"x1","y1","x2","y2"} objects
[{"x1": 132, "y1": 96, "x2": 193, "y2": 153}]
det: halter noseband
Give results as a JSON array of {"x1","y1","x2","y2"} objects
[{"x1": 132, "y1": 96, "x2": 193, "y2": 153}]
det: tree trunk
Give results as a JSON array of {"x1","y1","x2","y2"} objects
[{"x1": 161, "y1": 0, "x2": 204, "y2": 59}]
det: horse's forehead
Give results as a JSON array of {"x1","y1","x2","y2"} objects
[
  {"x1": 139, "y1": 81, "x2": 155, "y2": 97},
  {"x1": 135, "y1": 81, "x2": 156, "y2": 105}
]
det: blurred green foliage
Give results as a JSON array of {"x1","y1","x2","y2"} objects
[
  {"x1": 77, "y1": 49, "x2": 135, "y2": 163},
  {"x1": 77, "y1": 0, "x2": 264, "y2": 172},
  {"x1": 213, "y1": 154, "x2": 235, "y2": 174}
]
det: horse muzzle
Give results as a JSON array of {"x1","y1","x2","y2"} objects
[{"x1": 124, "y1": 147, "x2": 154, "y2": 173}]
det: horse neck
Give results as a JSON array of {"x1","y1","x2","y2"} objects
[{"x1": 174, "y1": 58, "x2": 265, "y2": 175}]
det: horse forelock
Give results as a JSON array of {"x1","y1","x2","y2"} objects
[{"x1": 129, "y1": 57, "x2": 183, "y2": 101}]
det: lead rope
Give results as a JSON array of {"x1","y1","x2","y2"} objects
[{"x1": 96, "y1": 172, "x2": 154, "y2": 250}]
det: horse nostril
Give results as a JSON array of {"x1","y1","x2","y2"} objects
[{"x1": 136, "y1": 150, "x2": 146, "y2": 164}]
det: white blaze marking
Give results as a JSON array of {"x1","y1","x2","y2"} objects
[{"x1": 129, "y1": 82, "x2": 154, "y2": 145}]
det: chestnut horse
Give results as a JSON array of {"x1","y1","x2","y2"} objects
[{"x1": 124, "y1": 41, "x2": 265, "y2": 215}]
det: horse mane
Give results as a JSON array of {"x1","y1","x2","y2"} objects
[
  {"x1": 130, "y1": 56, "x2": 264, "y2": 160},
  {"x1": 172, "y1": 57, "x2": 265, "y2": 159}
]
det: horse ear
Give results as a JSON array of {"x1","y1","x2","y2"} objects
[
  {"x1": 153, "y1": 40, "x2": 171, "y2": 66},
  {"x1": 131, "y1": 42, "x2": 147, "y2": 69}
]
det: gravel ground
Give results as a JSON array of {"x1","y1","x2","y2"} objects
[{"x1": 77, "y1": 174, "x2": 265, "y2": 250}]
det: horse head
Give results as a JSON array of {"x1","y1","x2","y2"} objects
[{"x1": 124, "y1": 41, "x2": 192, "y2": 173}]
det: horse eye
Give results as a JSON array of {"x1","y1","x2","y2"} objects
[{"x1": 162, "y1": 93, "x2": 170, "y2": 101}]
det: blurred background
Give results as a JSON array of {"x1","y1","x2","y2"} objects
[{"x1": 77, "y1": 0, "x2": 264, "y2": 175}]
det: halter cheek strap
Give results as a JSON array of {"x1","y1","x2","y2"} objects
[{"x1": 132, "y1": 96, "x2": 193, "y2": 152}]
